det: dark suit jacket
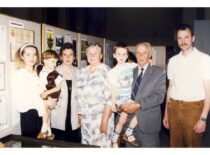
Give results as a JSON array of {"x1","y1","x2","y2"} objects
[{"x1": 133, "y1": 65, "x2": 166, "y2": 133}]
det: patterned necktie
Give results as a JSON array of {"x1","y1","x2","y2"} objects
[{"x1": 131, "y1": 68, "x2": 144, "y2": 101}]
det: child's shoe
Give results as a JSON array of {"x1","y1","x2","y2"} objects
[
  {"x1": 111, "y1": 139, "x2": 119, "y2": 148},
  {"x1": 47, "y1": 133, "x2": 55, "y2": 140},
  {"x1": 0, "y1": 142, "x2": 5, "y2": 148},
  {"x1": 37, "y1": 131, "x2": 48, "y2": 139},
  {"x1": 123, "y1": 134, "x2": 139, "y2": 147}
]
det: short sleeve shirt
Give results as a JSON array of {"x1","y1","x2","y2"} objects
[
  {"x1": 108, "y1": 63, "x2": 137, "y2": 106},
  {"x1": 167, "y1": 48, "x2": 210, "y2": 101}
]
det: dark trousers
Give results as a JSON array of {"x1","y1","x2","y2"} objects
[
  {"x1": 167, "y1": 98, "x2": 204, "y2": 147},
  {"x1": 52, "y1": 128, "x2": 81, "y2": 143},
  {"x1": 125, "y1": 129, "x2": 160, "y2": 147},
  {"x1": 122, "y1": 113, "x2": 160, "y2": 147},
  {"x1": 20, "y1": 109, "x2": 42, "y2": 138},
  {"x1": 203, "y1": 113, "x2": 210, "y2": 147}
]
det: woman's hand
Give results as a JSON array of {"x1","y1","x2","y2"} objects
[
  {"x1": 111, "y1": 104, "x2": 117, "y2": 112},
  {"x1": 47, "y1": 97, "x2": 57, "y2": 109},
  {"x1": 100, "y1": 121, "x2": 108, "y2": 134},
  {"x1": 100, "y1": 106, "x2": 112, "y2": 134},
  {"x1": 40, "y1": 91, "x2": 49, "y2": 100},
  {"x1": 78, "y1": 115, "x2": 82, "y2": 126}
]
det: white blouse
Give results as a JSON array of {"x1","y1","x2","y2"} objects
[{"x1": 12, "y1": 68, "x2": 45, "y2": 116}]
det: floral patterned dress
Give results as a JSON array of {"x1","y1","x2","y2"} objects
[{"x1": 77, "y1": 64, "x2": 114, "y2": 147}]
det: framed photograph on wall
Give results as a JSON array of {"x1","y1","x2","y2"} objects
[
  {"x1": 45, "y1": 29, "x2": 55, "y2": 51},
  {"x1": 0, "y1": 62, "x2": 5, "y2": 90},
  {"x1": 55, "y1": 34, "x2": 64, "y2": 55},
  {"x1": 9, "y1": 27, "x2": 34, "y2": 61},
  {"x1": 80, "y1": 39, "x2": 88, "y2": 68}
]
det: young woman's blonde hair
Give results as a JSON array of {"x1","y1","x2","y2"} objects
[{"x1": 15, "y1": 43, "x2": 40, "y2": 69}]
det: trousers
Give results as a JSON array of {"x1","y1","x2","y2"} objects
[{"x1": 167, "y1": 98, "x2": 204, "y2": 147}]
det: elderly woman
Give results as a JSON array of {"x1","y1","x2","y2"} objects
[{"x1": 77, "y1": 43, "x2": 114, "y2": 147}]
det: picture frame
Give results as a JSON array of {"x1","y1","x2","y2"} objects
[{"x1": 9, "y1": 27, "x2": 34, "y2": 61}]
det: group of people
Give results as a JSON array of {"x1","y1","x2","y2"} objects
[{"x1": 10, "y1": 23, "x2": 210, "y2": 148}]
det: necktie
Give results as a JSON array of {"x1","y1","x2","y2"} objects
[{"x1": 131, "y1": 68, "x2": 144, "y2": 101}]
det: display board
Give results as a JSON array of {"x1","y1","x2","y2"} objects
[
  {"x1": 0, "y1": 13, "x2": 41, "y2": 138},
  {"x1": 194, "y1": 20, "x2": 210, "y2": 55},
  {"x1": 128, "y1": 45, "x2": 166, "y2": 69},
  {"x1": 78, "y1": 33, "x2": 104, "y2": 68},
  {"x1": 41, "y1": 24, "x2": 78, "y2": 65},
  {"x1": 151, "y1": 46, "x2": 166, "y2": 69},
  {"x1": 104, "y1": 39, "x2": 116, "y2": 68}
]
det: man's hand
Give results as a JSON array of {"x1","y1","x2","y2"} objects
[
  {"x1": 194, "y1": 119, "x2": 206, "y2": 133},
  {"x1": 119, "y1": 102, "x2": 140, "y2": 114},
  {"x1": 163, "y1": 113, "x2": 170, "y2": 129}
]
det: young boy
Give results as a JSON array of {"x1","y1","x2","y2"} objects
[
  {"x1": 108, "y1": 43, "x2": 139, "y2": 148},
  {"x1": 37, "y1": 50, "x2": 63, "y2": 140}
]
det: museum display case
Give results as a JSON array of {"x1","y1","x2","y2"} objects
[{"x1": 0, "y1": 134, "x2": 98, "y2": 148}]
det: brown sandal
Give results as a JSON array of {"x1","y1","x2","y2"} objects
[
  {"x1": 37, "y1": 131, "x2": 48, "y2": 139},
  {"x1": 123, "y1": 134, "x2": 139, "y2": 147},
  {"x1": 47, "y1": 133, "x2": 55, "y2": 140},
  {"x1": 0, "y1": 142, "x2": 5, "y2": 148}
]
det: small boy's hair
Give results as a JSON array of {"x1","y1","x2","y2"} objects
[
  {"x1": 126, "y1": 51, "x2": 137, "y2": 63},
  {"x1": 42, "y1": 50, "x2": 59, "y2": 61},
  {"x1": 114, "y1": 42, "x2": 129, "y2": 54}
]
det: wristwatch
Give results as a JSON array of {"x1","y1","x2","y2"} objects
[{"x1": 200, "y1": 117, "x2": 207, "y2": 122}]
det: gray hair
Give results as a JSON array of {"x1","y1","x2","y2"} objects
[{"x1": 135, "y1": 42, "x2": 152, "y2": 57}]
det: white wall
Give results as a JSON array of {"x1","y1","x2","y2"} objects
[{"x1": 128, "y1": 45, "x2": 166, "y2": 69}]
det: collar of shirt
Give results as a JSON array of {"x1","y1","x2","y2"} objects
[
  {"x1": 138, "y1": 64, "x2": 149, "y2": 76},
  {"x1": 179, "y1": 47, "x2": 198, "y2": 60}
]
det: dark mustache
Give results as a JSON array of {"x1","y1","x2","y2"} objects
[{"x1": 180, "y1": 43, "x2": 188, "y2": 46}]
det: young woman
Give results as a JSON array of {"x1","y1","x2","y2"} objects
[{"x1": 12, "y1": 43, "x2": 56, "y2": 138}]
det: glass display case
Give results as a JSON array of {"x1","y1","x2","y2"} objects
[{"x1": 0, "y1": 134, "x2": 98, "y2": 148}]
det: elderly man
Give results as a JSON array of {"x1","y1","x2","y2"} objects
[{"x1": 120, "y1": 42, "x2": 166, "y2": 147}]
